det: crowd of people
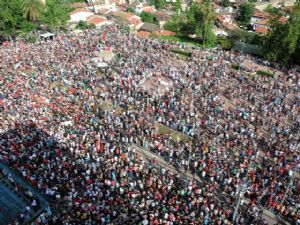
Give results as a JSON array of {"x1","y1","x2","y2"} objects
[{"x1": 0, "y1": 25, "x2": 299, "y2": 225}]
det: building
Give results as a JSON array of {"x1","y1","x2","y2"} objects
[
  {"x1": 87, "y1": 15, "x2": 114, "y2": 29},
  {"x1": 69, "y1": 9, "x2": 95, "y2": 23},
  {"x1": 112, "y1": 11, "x2": 143, "y2": 30},
  {"x1": 154, "y1": 11, "x2": 171, "y2": 28},
  {"x1": 139, "y1": 22, "x2": 160, "y2": 32},
  {"x1": 217, "y1": 14, "x2": 238, "y2": 31},
  {"x1": 87, "y1": 0, "x2": 116, "y2": 13},
  {"x1": 251, "y1": 10, "x2": 288, "y2": 34},
  {"x1": 250, "y1": 10, "x2": 269, "y2": 25}
]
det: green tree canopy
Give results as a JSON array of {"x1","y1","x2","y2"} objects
[
  {"x1": 22, "y1": 0, "x2": 44, "y2": 22},
  {"x1": 238, "y1": 2, "x2": 254, "y2": 24},
  {"x1": 140, "y1": 11, "x2": 158, "y2": 24},
  {"x1": 187, "y1": 2, "x2": 216, "y2": 46},
  {"x1": 265, "y1": 4, "x2": 282, "y2": 16},
  {"x1": 0, "y1": 0, "x2": 37, "y2": 37},
  {"x1": 163, "y1": 15, "x2": 184, "y2": 33},
  {"x1": 40, "y1": 0, "x2": 72, "y2": 31},
  {"x1": 220, "y1": 0, "x2": 230, "y2": 7},
  {"x1": 173, "y1": 0, "x2": 182, "y2": 13},
  {"x1": 153, "y1": 0, "x2": 166, "y2": 10},
  {"x1": 263, "y1": 2, "x2": 300, "y2": 64}
]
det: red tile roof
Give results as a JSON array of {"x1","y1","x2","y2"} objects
[
  {"x1": 124, "y1": 12, "x2": 135, "y2": 20},
  {"x1": 255, "y1": 26, "x2": 268, "y2": 34},
  {"x1": 87, "y1": 16, "x2": 107, "y2": 25},
  {"x1": 72, "y1": 2, "x2": 88, "y2": 8},
  {"x1": 279, "y1": 16, "x2": 288, "y2": 23},
  {"x1": 137, "y1": 31, "x2": 151, "y2": 38},
  {"x1": 253, "y1": 11, "x2": 268, "y2": 19},
  {"x1": 128, "y1": 17, "x2": 141, "y2": 26},
  {"x1": 154, "y1": 30, "x2": 176, "y2": 36},
  {"x1": 143, "y1": 7, "x2": 155, "y2": 13}
]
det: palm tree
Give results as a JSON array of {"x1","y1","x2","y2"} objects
[{"x1": 22, "y1": 0, "x2": 44, "y2": 22}]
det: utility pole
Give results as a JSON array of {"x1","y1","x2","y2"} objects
[{"x1": 280, "y1": 170, "x2": 294, "y2": 206}]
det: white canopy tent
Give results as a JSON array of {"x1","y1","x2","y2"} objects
[{"x1": 39, "y1": 32, "x2": 55, "y2": 40}]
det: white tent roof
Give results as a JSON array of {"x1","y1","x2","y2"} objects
[{"x1": 39, "y1": 32, "x2": 55, "y2": 38}]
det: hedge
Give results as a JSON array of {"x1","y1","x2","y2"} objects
[
  {"x1": 257, "y1": 70, "x2": 274, "y2": 77},
  {"x1": 171, "y1": 49, "x2": 192, "y2": 57}
]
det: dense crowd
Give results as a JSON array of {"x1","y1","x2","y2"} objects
[{"x1": 0, "y1": 25, "x2": 299, "y2": 225}]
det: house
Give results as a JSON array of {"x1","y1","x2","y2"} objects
[
  {"x1": 87, "y1": 0, "x2": 116, "y2": 13},
  {"x1": 254, "y1": 26, "x2": 268, "y2": 34},
  {"x1": 253, "y1": 18, "x2": 268, "y2": 32},
  {"x1": 98, "y1": 8, "x2": 113, "y2": 15},
  {"x1": 139, "y1": 22, "x2": 160, "y2": 33},
  {"x1": 112, "y1": 11, "x2": 143, "y2": 30},
  {"x1": 217, "y1": 14, "x2": 238, "y2": 31},
  {"x1": 142, "y1": 6, "x2": 156, "y2": 13},
  {"x1": 154, "y1": 11, "x2": 171, "y2": 28},
  {"x1": 215, "y1": 6, "x2": 236, "y2": 14},
  {"x1": 134, "y1": 3, "x2": 156, "y2": 14},
  {"x1": 87, "y1": 15, "x2": 114, "y2": 29},
  {"x1": 72, "y1": 2, "x2": 88, "y2": 9},
  {"x1": 251, "y1": 11, "x2": 288, "y2": 35},
  {"x1": 250, "y1": 10, "x2": 269, "y2": 25},
  {"x1": 69, "y1": 9, "x2": 94, "y2": 23}
]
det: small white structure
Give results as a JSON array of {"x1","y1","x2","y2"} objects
[
  {"x1": 69, "y1": 9, "x2": 94, "y2": 23},
  {"x1": 39, "y1": 32, "x2": 55, "y2": 40},
  {"x1": 87, "y1": 0, "x2": 116, "y2": 13}
]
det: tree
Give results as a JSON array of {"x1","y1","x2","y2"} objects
[
  {"x1": 187, "y1": 2, "x2": 216, "y2": 46},
  {"x1": 265, "y1": 4, "x2": 282, "y2": 16},
  {"x1": 153, "y1": 0, "x2": 166, "y2": 10},
  {"x1": 140, "y1": 12, "x2": 157, "y2": 24},
  {"x1": 22, "y1": 0, "x2": 44, "y2": 22},
  {"x1": 40, "y1": 0, "x2": 71, "y2": 31},
  {"x1": 126, "y1": 7, "x2": 135, "y2": 13},
  {"x1": 0, "y1": 0, "x2": 36, "y2": 37},
  {"x1": 76, "y1": 20, "x2": 95, "y2": 30},
  {"x1": 218, "y1": 36, "x2": 233, "y2": 50},
  {"x1": 164, "y1": 15, "x2": 184, "y2": 33},
  {"x1": 238, "y1": 2, "x2": 254, "y2": 24},
  {"x1": 220, "y1": 0, "x2": 230, "y2": 7},
  {"x1": 173, "y1": 0, "x2": 182, "y2": 13},
  {"x1": 263, "y1": 2, "x2": 300, "y2": 64}
]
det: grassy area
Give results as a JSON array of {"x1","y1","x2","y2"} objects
[
  {"x1": 171, "y1": 49, "x2": 192, "y2": 57},
  {"x1": 100, "y1": 101, "x2": 124, "y2": 114},
  {"x1": 156, "y1": 35, "x2": 203, "y2": 47},
  {"x1": 257, "y1": 69, "x2": 274, "y2": 77},
  {"x1": 157, "y1": 124, "x2": 190, "y2": 143}
]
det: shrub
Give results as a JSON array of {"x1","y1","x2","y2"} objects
[
  {"x1": 218, "y1": 37, "x2": 233, "y2": 50},
  {"x1": 171, "y1": 49, "x2": 192, "y2": 57},
  {"x1": 231, "y1": 64, "x2": 240, "y2": 70},
  {"x1": 257, "y1": 70, "x2": 274, "y2": 77}
]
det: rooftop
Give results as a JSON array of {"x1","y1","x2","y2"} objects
[
  {"x1": 255, "y1": 26, "x2": 268, "y2": 34},
  {"x1": 70, "y1": 8, "x2": 93, "y2": 16}
]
